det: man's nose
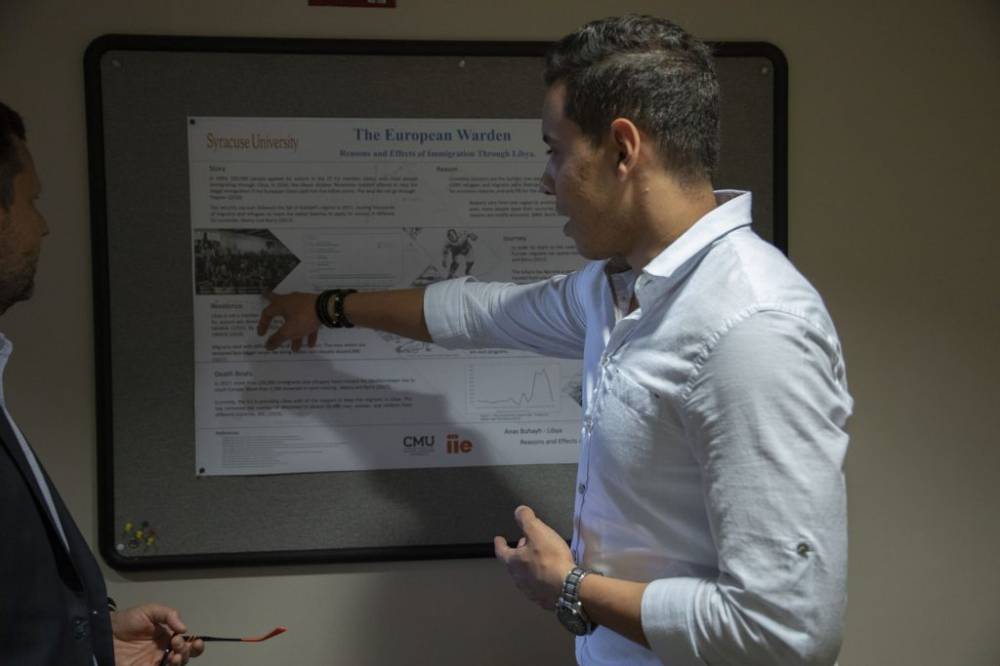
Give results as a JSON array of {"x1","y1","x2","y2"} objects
[{"x1": 539, "y1": 173, "x2": 554, "y2": 195}]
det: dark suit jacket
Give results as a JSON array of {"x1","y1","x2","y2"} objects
[{"x1": 0, "y1": 410, "x2": 115, "y2": 665}]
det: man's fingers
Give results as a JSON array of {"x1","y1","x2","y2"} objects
[
  {"x1": 137, "y1": 604, "x2": 186, "y2": 635},
  {"x1": 161, "y1": 607, "x2": 187, "y2": 634},
  {"x1": 494, "y1": 536, "x2": 512, "y2": 561},
  {"x1": 514, "y1": 505, "x2": 560, "y2": 543},
  {"x1": 172, "y1": 635, "x2": 195, "y2": 663},
  {"x1": 257, "y1": 302, "x2": 281, "y2": 336},
  {"x1": 257, "y1": 292, "x2": 288, "y2": 336},
  {"x1": 256, "y1": 312, "x2": 272, "y2": 336},
  {"x1": 513, "y1": 505, "x2": 539, "y2": 533},
  {"x1": 258, "y1": 293, "x2": 322, "y2": 348},
  {"x1": 266, "y1": 327, "x2": 290, "y2": 351},
  {"x1": 170, "y1": 633, "x2": 186, "y2": 651}
]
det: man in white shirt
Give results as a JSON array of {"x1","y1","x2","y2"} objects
[
  {"x1": 258, "y1": 15, "x2": 851, "y2": 665},
  {"x1": 0, "y1": 100, "x2": 205, "y2": 665}
]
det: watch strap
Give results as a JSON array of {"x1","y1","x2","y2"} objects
[
  {"x1": 316, "y1": 289, "x2": 357, "y2": 328},
  {"x1": 562, "y1": 566, "x2": 589, "y2": 604},
  {"x1": 559, "y1": 566, "x2": 600, "y2": 634}
]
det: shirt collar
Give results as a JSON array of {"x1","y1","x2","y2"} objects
[
  {"x1": 0, "y1": 334, "x2": 9, "y2": 404},
  {"x1": 642, "y1": 190, "x2": 752, "y2": 281}
]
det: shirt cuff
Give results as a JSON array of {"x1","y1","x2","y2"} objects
[
  {"x1": 641, "y1": 576, "x2": 705, "y2": 666},
  {"x1": 423, "y1": 277, "x2": 474, "y2": 347}
]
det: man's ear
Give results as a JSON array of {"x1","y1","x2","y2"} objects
[{"x1": 609, "y1": 118, "x2": 642, "y2": 181}]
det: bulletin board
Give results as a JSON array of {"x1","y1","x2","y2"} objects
[{"x1": 84, "y1": 34, "x2": 787, "y2": 569}]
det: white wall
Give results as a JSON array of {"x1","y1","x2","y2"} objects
[{"x1": 1, "y1": 0, "x2": 998, "y2": 663}]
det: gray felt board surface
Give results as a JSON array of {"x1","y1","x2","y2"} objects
[{"x1": 86, "y1": 37, "x2": 785, "y2": 568}]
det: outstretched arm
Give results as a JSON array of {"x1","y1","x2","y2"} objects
[{"x1": 257, "y1": 288, "x2": 431, "y2": 351}]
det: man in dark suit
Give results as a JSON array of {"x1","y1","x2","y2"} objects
[{"x1": 0, "y1": 101, "x2": 205, "y2": 665}]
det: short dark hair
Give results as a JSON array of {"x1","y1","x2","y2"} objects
[
  {"x1": 0, "y1": 101, "x2": 27, "y2": 210},
  {"x1": 544, "y1": 15, "x2": 720, "y2": 184}
]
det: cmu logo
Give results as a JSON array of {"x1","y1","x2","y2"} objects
[
  {"x1": 403, "y1": 435, "x2": 435, "y2": 455},
  {"x1": 446, "y1": 433, "x2": 473, "y2": 454}
]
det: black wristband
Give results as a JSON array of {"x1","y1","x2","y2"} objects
[
  {"x1": 315, "y1": 290, "x2": 335, "y2": 328},
  {"x1": 332, "y1": 289, "x2": 357, "y2": 328},
  {"x1": 316, "y1": 289, "x2": 357, "y2": 328}
]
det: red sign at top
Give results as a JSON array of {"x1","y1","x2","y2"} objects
[{"x1": 309, "y1": 0, "x2": 396, "y2": 7}]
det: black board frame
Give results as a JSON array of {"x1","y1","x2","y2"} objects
[{"x1": 84, "y1": 34, "x2": 787, "y2": 570}]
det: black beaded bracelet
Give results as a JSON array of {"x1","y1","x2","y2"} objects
[
  {"x1": 315, "y1": 290, "x2": 335, "y2": 327},
  {"x1": 330, "y1": 289, "x2": 356, "y2": 328},
  {"x1": 316, "y1": 289, "x2": 357, "y2": 328}
]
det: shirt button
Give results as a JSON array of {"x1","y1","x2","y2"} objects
[
  {"x1": 73, "y1": 618, "x2": 90, "y2": 640},
  {"x1": 796, "y1": 542, "x2": 812, "y2": 557},
  {"x1": 578, "y1": 483, "x2": 586, "y2": 494}
]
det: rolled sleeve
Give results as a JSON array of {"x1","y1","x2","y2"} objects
[
  {"x1": 424, "y1": 277, "x2": 477, "y2": 348},
  {"x1": 641, "y1": 576, "x2": 706, "y2": 666},
  {"x1": 423, "y1": 272, "x2": 590, "y2": 358},
  {"x1": 643, "y1": 309, "x2": 851, "y2": 666}
]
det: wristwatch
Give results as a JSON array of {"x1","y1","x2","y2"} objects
[{"x1": 556, "y1": 566, "x2": 600, "y2": 635}]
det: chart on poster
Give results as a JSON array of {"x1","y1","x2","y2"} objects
[{"x1": 188, "y1": 116, "x2": 586, "y2": 476}]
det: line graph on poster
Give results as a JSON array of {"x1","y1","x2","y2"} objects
[{"x1": 466, "y1": 362, "x2": 562, "y2": 413}]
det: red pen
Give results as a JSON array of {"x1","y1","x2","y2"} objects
[{"x1": 159, "y1": 626, "x2": 286, "y2": 665}]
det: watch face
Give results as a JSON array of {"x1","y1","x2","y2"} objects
[{"x1": 556, "y1": 603, "x2": 589, "y2": 636}]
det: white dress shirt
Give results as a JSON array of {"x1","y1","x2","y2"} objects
[{"x1": 425, "y1": 191, "x2": 852, "y2": 665}]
